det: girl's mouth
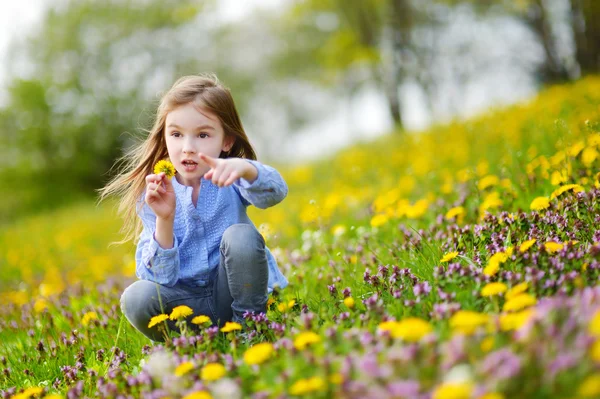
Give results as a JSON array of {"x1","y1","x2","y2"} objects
[{"x1": 182, "y1": 160, "x2": 198, "y2": 172}]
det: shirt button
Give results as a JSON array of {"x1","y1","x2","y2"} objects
[{"x1": 193, "y1": 214, "x2": 200, "y2": 220}]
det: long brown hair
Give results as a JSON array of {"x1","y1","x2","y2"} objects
[{"x1": 97, "y1": 73, "x2": 257, "y2": 245}]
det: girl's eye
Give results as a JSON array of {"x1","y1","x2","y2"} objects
[
  {"x1": 171, "y1": 132, "x2": 181, "y2": 137},
  {"x1": 199, "y1": 133, "x2": 208, "y2": 138}
]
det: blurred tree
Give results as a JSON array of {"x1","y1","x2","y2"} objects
[
  {"x1": 570, "y1": 0, "x2": 600, "y2": 75},
  {"x1": 0, "y1": 0, "x2": 203, "y2": 221}
]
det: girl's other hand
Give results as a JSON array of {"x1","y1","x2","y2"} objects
[
  {"x1": 145, "y1": 172, "x2": 176, "y2": 220},
  {"x1": 200, "y1": 153, "x2": 258, "y2": 187}
]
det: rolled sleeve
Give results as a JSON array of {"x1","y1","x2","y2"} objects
[
  {"x1": 135, "y1": 201, "x2": 181, "y2": 286},
  {"x1": 234, "y1": 160, "x2": 288, "y2": 209}
]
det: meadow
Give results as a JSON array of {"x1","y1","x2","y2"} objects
[{"x1": 1, "y1": 76, "x2": 600, "y2": 398}]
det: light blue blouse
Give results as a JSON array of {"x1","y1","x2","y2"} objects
[{"x1": 135, "y1": 160, "x2": 289, "y2": 293}]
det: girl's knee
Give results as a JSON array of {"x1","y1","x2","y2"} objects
[
  {"x1": 120, "y1": 280, "x2": 158, "y2": 321},
  {"x1": 221, "y1": 224, "x2": 264, "y2": 252}
]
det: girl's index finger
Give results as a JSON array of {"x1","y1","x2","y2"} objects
[{"x1": 199, "y1": 153, "x2": 218, "y2": 168}]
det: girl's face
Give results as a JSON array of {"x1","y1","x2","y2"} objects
[{"x1": 164, "y1": 102, "x2": 234, "y2": 187}]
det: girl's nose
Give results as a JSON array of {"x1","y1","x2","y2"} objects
[{"x1": 183, "y1": 140, "x2": 196, "y2": 154}]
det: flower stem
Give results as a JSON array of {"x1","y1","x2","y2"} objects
[{"x1": 152, "y1": 181, "x2": 163, "y2": 193}]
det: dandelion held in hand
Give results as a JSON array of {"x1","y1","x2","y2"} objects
[{"x1": 152, "y1": 160, "x2": 176, "y2": 192}]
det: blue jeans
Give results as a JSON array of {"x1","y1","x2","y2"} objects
[{"x1": 120, "y1": 224, "x2": 268, "y2": 342}]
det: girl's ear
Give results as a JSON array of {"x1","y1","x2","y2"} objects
[{"x1": 223, "y1": 135, "x2": 235, "y2": 153}]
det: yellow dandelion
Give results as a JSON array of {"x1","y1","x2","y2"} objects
[
  {"x1": 33, "y1": 298, "x2": 49, "y2": 313},
  {"x1": 440, "y1": 251, "x2": 459, "y2": 263},
  {"x1": 200, "y1": 363, "x2": 226, "y2": 381},
  {"x1": 329, "y1": 373, "x2": 343, "y2": 385},
  {"x1": 294, "y1": 331, "x2": 321, "y2": 350},
  {"x1": 591, "y1": 340, "x2": 600, "y2": 363},
  {"x1": 243, "y1": 342, "x2": 274, "y2": 365},
  {"x1": 578, "y1": 374, "x2": 600, "y2": 397},
  {"x1": 529, "y1": 196, "x2": 550, "y2": 211},
  {"x1": 544, "y1": 242, "x2": 564, "y2": 253},
  {"x1": 478, "y1": 175, "x2": 499, "y2": 191},
  {"x1": 289, "y1": 376, "x2": 325, "y2": 396},
  {"x1": 499, "y1": 309, "x2": 535, "y2": 331},
  {"x1": 518, "y1": 239, "x2": 537, "y2": 253},
  {"x1": 148, "y1": 314, "x2": 169, "y2": 328},
  {"x1": 170, "y1": 305, "x2": 193, "y2": 320},
  {"x1": 449, "y1": 310, "x2": 490, "y2": 335},
  {"x1": 432, "y1": 382, "x2": 473, "y2": 399},
  {"x1": 174, "y1": 361, "x2": 194, "y2": 377},
  {"x1": 370, "y1": 213, "x2": 389, "y2": 228},
  {"x1": 220, "y1": 321, "x2": 242, "y2": 333},
  {"x1": 481, "y1": 282, "x2": 507, "y2": 297},
  {"x1": 506, "y1": 282, "x2": 529, "y2": 300},
  {"x1": 503, "y1": 293, "x2": 536, "y2": 312},
  {"x1": 390, "y1": 317, "x2": 433, "y2": 342},
  {"x1": 478, "y1": 393, "x2": 505, "y2": 399},
  {"x1": 343, "y1": 296, "x2": 355, "y2": 309},
  {"x1": 182, "y1": 391, "x2": 213, "y2": 399},
  {"x1": 191, "y1": 315, "x2": 212, "y2": 325},
  {"x1": 445, "y1": 206, "x2": 465, "y2": 220},
  {"x1": 277, "y1": 299, "x2": 296, "y2": 312},
  {"x1": 81, "y1": 311, "x2": 98, "y2": 326},
  {"x1": 266, "y1": 297, "x2": 276, "y2": 308},
  {"x1": 550, "y1": 184, "x2": 584, "y2": 199},
  {"x1": 588, "y1": 310, "x2": 600, "y2": 337},
  {"x1": 154, "y1": 159, "x2": 176, "y2": 177}
]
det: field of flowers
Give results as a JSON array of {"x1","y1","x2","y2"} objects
[{"x1": 1, "y1": 75, "x2": 600, "y2": 399}]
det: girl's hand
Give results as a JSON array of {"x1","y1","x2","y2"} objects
[
  {"x1": 199, "y1": 153, "x2": 258, "y2": 187},
  {"x1": 145, "y1": 172, "x2": 176, "y2": 220}
]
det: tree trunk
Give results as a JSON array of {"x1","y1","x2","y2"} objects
[
  {"x1": 527, "y1": 0, "x2": 571, "y2": 83},
  {"x1": 570, "y1": 0, "x2": 600, "y2": 75}
]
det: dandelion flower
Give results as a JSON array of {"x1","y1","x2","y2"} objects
[
  {"x1": 201, "y1": 363, "x2": 226, "y2": 381},
  {"x1": 518, "y1": 239, "x2": 536, "y2": 253},
  {"x1": 481, "y1": 282, "x2": 507, "y2": 297},
  {"x1": 289, "y1": 376, "x2": 325, "y2": 395},
  {"x1": 182, "y1": 391, "x2": 213, "y2": 399},
  {"x1": 277, "y1": 300, "x2": 296, "y2": 312},
  {"x1": 506, "y1": 282, "x2": 529, "y2": 300},
  {"x1": 175, "y1": 361, "x2": 195, "y2": 376},
  {"x1": 445, "y1": 206, "x2": 465, "y2": 220},
  {"x1": 152, "y1": 159, "x2": 176, "y2": 192},
  {"x1": 449, "y1": 311, "x2": 490, "y2": 335},
  {"x1": 529, "y1": 197, "x2": 550, "y2": 211},
  {"x1": 220, "y1": 321, "x2": 242, "y2": 333},
  {"x1": 578, "y1": 373, "x2": 600, "y2": 397},
  {"x1": 82, "y1": 311, "x2": 98, "y2": 326},
  {"x1": 440, "y1": 251, "x2": 459, "y2": 263},
  {"x1": 432, "y1": 382, "x2": 473, "y2": 399},
  {"x1": 243, "y1": 342, "x2": 274, "y2": 365},
  {"x1": 170, "y1": 305, "x2": 193, "y2": 320},
  {"x1": 503, "y1": 293, "x2": 536, "y2": 312},
  {"x1": 294, "y1": 331, "x2": 321, "y2": 350},
  {"x1": 343, "y1": 296, "x2": 355, "y2": 309},
  {"x1": 370, "y1": 213, "x2": 389, "y2": 228},
  {"x1": 192, "y1": 315, "x2": 212, "y2": 325},
  {"x1": 148, "y1": 314, "x2": 169, "y2": 328},
  {"x1": 544, "y1": 242, "x2": 564, "y2": 253},
  {"x1": 391, "y1": 317, "x2": 433, "y2": 342},
  {"x1": 154, "y1": 159, "x2": 176, "y2": 177},
  {"x1": 499, "y1": 309, "x2": 535, "y2": 331},
  {"x1": 550, "y1": 184, "x2": 584, "y2": 199},
  {"x1": 588, "y1": 310, "x2": 600, "y2": 337}
]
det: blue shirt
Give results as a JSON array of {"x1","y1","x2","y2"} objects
[{"x1": 135, "y1": 159, "x2": 289, "y2": 292}]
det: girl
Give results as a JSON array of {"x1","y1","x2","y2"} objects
[{"x1": 99, "y1": 74, "x2": 288, "y2": 342}]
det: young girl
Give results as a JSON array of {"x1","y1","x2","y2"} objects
[{"x1": 99, "y1": 74, "x2": 288, "y2": 342}]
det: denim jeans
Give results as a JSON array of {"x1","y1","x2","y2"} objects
[{"x1": 120, "y1": 224, "x2": 268, "y2": 342}]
